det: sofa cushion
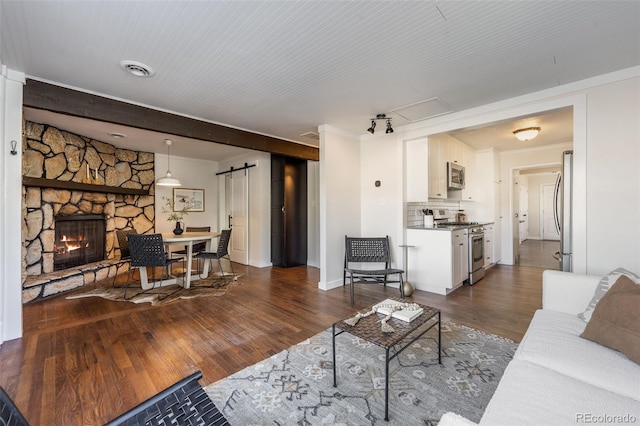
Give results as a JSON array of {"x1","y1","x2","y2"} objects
[
  {"x1": 514, "y1": 309, "x2": 640, "y2": 400},
  {"x1": 581, "y1": 275, "x2": 640, "y2": 364},
  {"x1": 578, "y1": 268, "x2": 640, "y2": 322},
  {"x1": 480, "y1": 360, "x2": 640, "y2": 425}
]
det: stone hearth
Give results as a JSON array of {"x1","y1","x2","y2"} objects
[{"x1": 22, "y1": 121, "x2": 156, "y2": 303}]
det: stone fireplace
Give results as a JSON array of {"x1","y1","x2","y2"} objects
[
  {"x1": 22, "y1": 121, "x2": 156, "y2": 303},
  {"x1": 53, "y1": 214, "x2": 106, "y2": 271}
]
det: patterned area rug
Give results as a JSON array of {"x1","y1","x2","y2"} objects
[
  {"x1": 204, "y1": 321, "x2": 516, "y2": 425},
  {"x1": 66, "y1": 273, "x2": 241, "y2": 306}
]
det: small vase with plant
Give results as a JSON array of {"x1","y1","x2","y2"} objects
[{"x1": 162, "y1": 196, "x2": 189, "y2": 235}]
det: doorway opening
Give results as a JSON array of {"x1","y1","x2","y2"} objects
[{"x1": 512, "y1": 166, "x2": 562, "y2": 270}]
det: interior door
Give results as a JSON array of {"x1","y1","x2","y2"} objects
[
  {"x1": 519, "y1": 183, "x2": 529, "y2": 243},
  {"x1": 512, "y1": 175, "x2": 520, "y2": 264},
  {"x1": 227, "y1": 171, "x2": 249, "y2": 265},
  {"x1": 541, "y1": 184, "x2": 560, "y2": 240}
]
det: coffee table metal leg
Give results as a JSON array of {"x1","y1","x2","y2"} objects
[
  {"x1": 333, "y1": 324, "x2": 337, "y2": 387},
  {"x1": 438, "y1": 311, "x2": 442, "y2": 364},
  {"x1": 385, "y1": 346, "x2": 390, "y2": 421}
]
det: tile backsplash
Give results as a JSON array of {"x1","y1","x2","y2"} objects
[{"x1": 406, "y1": 200, "x2": 461, "y2": 227}]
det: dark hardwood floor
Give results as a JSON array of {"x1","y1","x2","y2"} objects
[{"x1": 0, "y1": 263, "x2": 543, "y2": 425}]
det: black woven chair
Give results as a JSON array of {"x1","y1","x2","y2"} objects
[
  {"x1": 194, "y1": 229, "x2": 234, "y2": 285},
  {"x1": 0, "y1": 386, "x2": 29, "y2": 426},
  {"x1": 127, "y1": 233, "x2": 184, "y2": 300},
  {"x1": 171, "y1": 226, "x2": 211, "y2": 273},
  {"x1": 344, "y1": 235, "x2": 405, "y2": 304},
  {"x1": 106, "y1": 371, "x2": 229, "y2": 426},
  {"x1": 112, "y1": 229, "x2": 138, "y2": 289}
]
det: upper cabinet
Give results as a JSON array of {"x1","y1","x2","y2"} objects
[
  {"x1": 447, "y1": 138, "x2": 465, "y2": 165},
  {"x1": 406, "y1": 133, "x2": 481, "y2": 202},
  {"x1": 460, "y1": 144, "x2": 479, "y2": 201},
  {"x1": 428, "y1": 137, "x2": 448, "y2": 199},
  {"x1": 405, "y1": 138, "x2": 429, "y2": 202}
]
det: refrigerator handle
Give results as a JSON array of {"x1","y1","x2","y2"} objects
[{"x1": 553, "y1": 174, "x2": 561, "y2": 234}]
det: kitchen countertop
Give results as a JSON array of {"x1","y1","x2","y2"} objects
[{"x1": 408, "y1": 221, "x2": 494, "y2": 231}]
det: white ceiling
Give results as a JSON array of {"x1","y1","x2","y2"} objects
[{"x1": 2, "y1": 1, "x2": 639, "y2": 159}]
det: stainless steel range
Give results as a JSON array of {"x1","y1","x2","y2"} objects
[{"x1": 467, "y1": 225, "x2": 485, "y2": 285}]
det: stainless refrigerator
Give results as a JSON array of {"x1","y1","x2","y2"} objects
[{"x1": 553, "y1": 150, "x2": 573, "y2": 271}]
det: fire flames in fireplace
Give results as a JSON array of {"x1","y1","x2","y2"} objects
[
  {"x1": 55, "y1": 234, "x2": 90, "y2": 254},
  {"x1": 54, "y1": 215, "x2": 106, "y2": 271}
]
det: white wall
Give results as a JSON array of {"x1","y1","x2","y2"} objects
[
  {"x1": 360, "y1": 132, "x2": 405, "y2": 270},
  {"x1": 154, "y1": 154, "x2": 220, "y2": 233},
  {"x1": 1, "y1": 66, "x2": 25, "y2": 344},
  {"x1": 318, "y1": 125, "x2": 361, "y2": 290},
  {"x1": 585, "y1": 78, "x2": 640, "y2": 276}
]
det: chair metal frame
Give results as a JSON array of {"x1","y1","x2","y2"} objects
[
  {"x1": 105, "y1": 371, "x2": 229, "y2": 426},
  {"x1": 127, "y1": 233, "x2": 185, "y2": 300},
  {"x1": 112, "y1": 229, "x2": 139, "y2": 289},
  {"x1": 0, "y1": 386, "x2": 29, "y2": 426},
  {"x1": 343, "y1": 235, "x2": 405, "y2": 304},
  {"x1": 194, "y1": 229, "x2": 234, "y2": 285}
]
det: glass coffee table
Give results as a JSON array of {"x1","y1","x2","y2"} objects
[{"x1": 332, "y1": 299, "x2": 441, "y2": 421}]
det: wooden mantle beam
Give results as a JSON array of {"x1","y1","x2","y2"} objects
[
  {"x1": 23, "y1": 177, "x2": 149, "y2": 196},
  {"x1": 23, "y1": 79, "x2": 319, "y2": 161}
]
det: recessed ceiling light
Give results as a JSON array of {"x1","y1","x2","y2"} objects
[
  {"x1": 119, "y1": 60, "x2": 155, "y2": 77},
  {"x1": 110, "y1": 132, "x2": 126, "y2": 139}
]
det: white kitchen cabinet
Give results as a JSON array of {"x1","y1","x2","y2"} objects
[
  {"x1": 428, "y1": 137, "x2": 448, "y2": 199},
  {"x1": 484, "y1": 224, "x2": 494, "y2": 268},
  {"x1": 460, "y1": 144, "x2": 479, "y2": 202},
  {"x1": 448, "y1": 138, "x2": 464, "y2": 165},
  {"x1": 406, "y1": 228, "x2": 468, "y2": 295},
  {"x1": 452, "y1": 229, "x2": 469, "y2": 285},
  {"x1": 405, "y1": 138, "x2": 429, "y2": 201}
]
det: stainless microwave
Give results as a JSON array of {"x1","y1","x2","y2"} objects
[{"x1": 447, "y1": 162, "x2": 465, "y2": 190}]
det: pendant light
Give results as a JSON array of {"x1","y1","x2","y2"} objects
[{"x1": 156, "y1": 139, "x2": 181, "y2": 187}]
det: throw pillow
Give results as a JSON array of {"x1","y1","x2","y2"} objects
[
  {"x1": 580, "y1": 275, "x2": 640, "y2": 364},
  {"x1": 578, "y1": 267, "x2": 640, "y2": 322}
]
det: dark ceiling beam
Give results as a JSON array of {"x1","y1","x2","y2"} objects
[{"x1": 23, "y1": 79, "x2": 319, "y2": 161}]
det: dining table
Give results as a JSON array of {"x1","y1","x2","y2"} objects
[{"x1": 139, "y1": 231, "x2": 220, "y2": 290}]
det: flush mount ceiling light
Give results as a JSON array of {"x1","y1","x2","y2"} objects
[
  {"x1": 156, "y1": 139, "x2": 181, "y2": 187},
  {"x1": 109, "y1": 132, "x2": 126, "y2": 139},
  {"x1": 367, "y1": 114, "x2": 393, "y2": 135},
  {"x1": 119, "y1": 60, "x2": 155, "y2": 77},
  {"x1": 513, "y1": 127, "x2": 541, "y2": 141}
]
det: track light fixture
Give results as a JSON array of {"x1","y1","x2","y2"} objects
[
  {"x1": 367, "y1": 114, "x2": 393, "y2": 135},
  {"x1": 367, "y1": 120, "x2": 376, "y2": 134}
]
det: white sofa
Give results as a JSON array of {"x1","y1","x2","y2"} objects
[{"x1": 440, "y1": 270, "x2": 640, "y2": 426}]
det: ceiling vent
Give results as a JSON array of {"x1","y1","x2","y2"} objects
[
  {"x1": 390, "y1": 97, "x2": 453, "y2": 122},
  {"x1": 300, "y1": 131, "x2": 319, "y2": 140},
  {"x1": 119, "y1": 60, "x2": 155, "y2": 77}
]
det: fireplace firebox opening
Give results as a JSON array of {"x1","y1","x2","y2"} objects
[{"x1": 54, "y1": 214, "x2": 106, "y2": 271}]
